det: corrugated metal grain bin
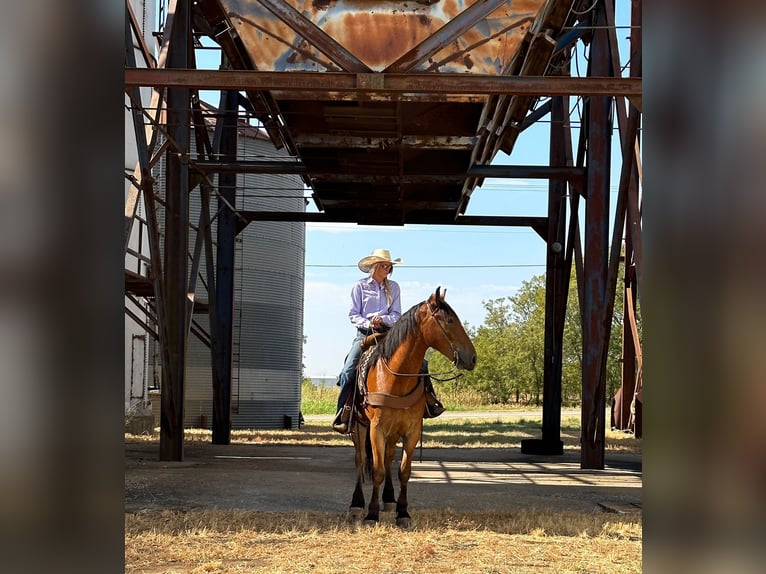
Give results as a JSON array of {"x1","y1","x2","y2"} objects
[{"x1": 150, "y1": 123, "x2": 306, "y2": 430}]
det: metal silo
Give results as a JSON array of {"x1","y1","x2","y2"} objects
[{"x1": 151, "y1": 119, "x2": 305, "y2": 430}]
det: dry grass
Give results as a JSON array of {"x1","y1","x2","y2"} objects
[
  {"x1": 126, "y1": 415, "x2": 641, "y2": 572},
  {"x1": 125, "y1": 416, "x2": 642, "y2": 455},
  {"x1": 126, "y1": 508, "x2": 641, "y2": 573}
]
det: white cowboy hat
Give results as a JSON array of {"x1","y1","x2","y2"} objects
[{"x1": 357, "y1": 248, "x2": 403, "y2": 273}]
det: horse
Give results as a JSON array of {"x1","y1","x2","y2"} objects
[{"x1": 347, "y1": 286, "x2": 476, "y2": 528}]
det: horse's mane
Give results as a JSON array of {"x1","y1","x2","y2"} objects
[{"x1": 371, "y1": 295, "x2": 458, "y2": 362}]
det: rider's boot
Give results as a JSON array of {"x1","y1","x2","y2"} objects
[
  {"x1": 332, "y1": 393, "x2": 354, "y2": 434},
  {"x1": 423, "y1": 374, "x2": 445, "y2": 418}
]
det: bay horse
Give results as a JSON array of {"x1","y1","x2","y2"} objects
[{"x1": 348, "y1": 286, "x2": 476, "y2": 528}]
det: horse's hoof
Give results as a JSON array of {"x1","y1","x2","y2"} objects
[
  {"x1": 383, "y1": 502, "x2": 396, "y2": 512},
  {"x1": 396, "y1": 516, "x2": 411, "y2": 529},
  {"x1": 347, "y1": 507, "x2": 364, "y2": 523},
  {"x1": 362, "y1": 519, "x2": 378, "y2": 528}
]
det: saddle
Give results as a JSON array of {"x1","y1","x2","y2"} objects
[{"x1": 351, "y1": 338, "x2": 383, "y2": 428}]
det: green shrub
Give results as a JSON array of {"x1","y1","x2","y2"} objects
[{"x1": 300, "y1": 379, "x2": 338, "y2": 414}]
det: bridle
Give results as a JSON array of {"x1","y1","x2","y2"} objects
[{"x1": 379, "y1": 298, "x2": 464, "y2": 381}]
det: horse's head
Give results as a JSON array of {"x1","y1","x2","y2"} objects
[{"x1": 423, "y1": 287, "x2": 477, "y2": 371}]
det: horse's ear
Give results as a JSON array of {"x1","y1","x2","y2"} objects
[{"x1": 428, "y1": 287, "x2": 440, "y2": 310}]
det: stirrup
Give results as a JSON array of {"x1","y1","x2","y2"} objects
[
  {"x1": 332, "y1": 405, "x2": 352, "y2": 434},
  {"x1": 424, "y1": 398, "x2": 445, "y2": 418}
]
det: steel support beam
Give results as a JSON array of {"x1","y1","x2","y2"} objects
[
  {"x1": 211, "y1": 88, "x2": 238, "y2": 445},
  {"x1": 581, "y1": 2, "x2": 612, "y2": 470},
  {"x1": 125, "y1": 68, "x2": 642, "y2": 98},
  {"x1": 521, "y1": 92, "x2": 569, "y2": 456},
  {"x1": 160, "y1": 0, "x2": 191, "y2": 462},
  {"x1": 236, "y1": 210, "x2": 546, "y2": 230}
]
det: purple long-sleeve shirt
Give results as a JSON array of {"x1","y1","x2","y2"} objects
[{"x1": 348, "y1": 276, "x2": 402, "y2": 331}]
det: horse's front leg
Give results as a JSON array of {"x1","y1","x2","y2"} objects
[
  {"x1": 382, "y1": 439, "x2": 397, "y2": 512},
  {"x1": 364, "y1": 428, "x2": 386, "y2": 525},
  {"x1": 396, "y1": 429, "x2": 421, "y2": 529},
  {"x1": 348, "y1": 425, "x2": 367, "y2": 522}
]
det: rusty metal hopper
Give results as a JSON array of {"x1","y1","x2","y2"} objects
[{"x1": 197, "y1": 0, "x2": 570, "y2": 224}]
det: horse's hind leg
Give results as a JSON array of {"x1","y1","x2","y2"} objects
[{"x1": 382, "y1": 440, "x2": 397, "y2": 512}]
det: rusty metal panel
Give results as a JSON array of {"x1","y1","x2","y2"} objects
[{"x1": 218, "y1": 0, "x2": 545, "y2": 73}]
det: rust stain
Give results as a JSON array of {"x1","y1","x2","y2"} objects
[
  {"x1": 312, "y1": 0, "x2": 335, "y2": 11},
  {"x1": 325, "y1": 13, "x2": 439, "y2": 70},
  {"x1": 220, "y1": 0, "x2": 547, "y2": 73}
]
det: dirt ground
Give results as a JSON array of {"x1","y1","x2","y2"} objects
[{"x1": 125, "y1": 441, "x2": 642, "y2": 516}]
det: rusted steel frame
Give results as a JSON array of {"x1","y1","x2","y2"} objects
[
  {"x1": 316, "y1": 174, "x2": 466, "y2": 184},
  {"x1": 519, "y1": 99, "x2": 552, "y2": 131},
  {"x1": 194, "y1": 161, "x2": 584, "y2": 180},
  {"x1": 581, "y1": 1, "x2": 611, "y2": 470},
  {"x1": 426, "y1": 15, "x2": 537, "y2": 73},
  {"x1": 196, "y1": 159, "x2": 307, "y2": 173},
  {"x1": 490, "y1": 30, "x2": 556, "y2": 159},
  {"x1": 125, "y1": 305, "x2": 158, "y2": 340},
  {"x1": 149, "y1": 139, "x2": 170, "y2": 168},
  {"x1": 211, "y1": 89, "x2": 239, "y2": 445},
  {"x1": 125, "y1": 13, "x2": 169, "y2": 378},
  {"x1": 386, "y1": 0, "x2": 510, "y2": 73},
  {"x1": 522, "y1": 92, "x2": 569, "y2": 456},
  {"x1": 125, "y1": 0, "x2": 175, "y2": 241},
  {"x1": 125, "y1": 89, "x2": 184, "y2": 163},
  {"x1": 267, "y1": 91, "x2": 485, "y2": 103},
  {"x1": 125, "y1": 68, "x2": 642, "y2": 97},
  {"x1": 494, "y1": 0, "x2": 576, "y2": 155},
  {"x1": 290, "y1": 134, "x2": 478, "y2": 150},
  {"x1": 191, "y1": 95, "x2": 223, "y2": 388},
  {"x1": 194, "y1": 0, "x2": 287, "y2": 149},
  {"x1": 592, "y1": 104, "x2": 640, "y2": 435},
  {"x1": 239, "y1": 209, "x2": 546, "y2": 228},
  {"x1": 628, "y1": 0, "x2": 643, "y2": 294},
  {"x1": 553, "y1": 19, "x2": 590, "y2": 57},
  {"x1": 124, "y1": 14, "x2": 153, "y2": 252},
  {"x1": 190, "y1": 94, "x2": 223, "y2": 363},
  {"x1": 603, "y1": 0, "x2": 642, "y2": 191},
  {"x1": 255, "y1": 0, "x2": 370, "y2": 73},
  {"x1": 618, "y1": 249, "x2": 637, "y2": 430},
  {"x1": 541, "y1": 93, "x2": 569, "y2": 451},
  {"x1": 125, "y1": 294, "x2": 159, "y2": 342},
  {"x1": 160, "y1": 0, "x2": 192, "y2": 462},
  {"x1": 565, "y1": 106, "x2": 585, "y2": 324},
  {"x1": 126, "y1": 0, "x2": 156, "y2": 67},
  {"x1": 313, "y1": 200, "x2": 461, "y2": 211},
  {"x1": 625, "y1": 283, "x2": 642, "y2": 436},
  {"x1": 126, "y1": 89, "x2": 244, "y2": 227},
  {"x1": 468, "y1": 164, "x2": 585, "y2": 182}
]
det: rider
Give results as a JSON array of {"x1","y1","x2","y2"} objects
[{"x1": 332, "y1": 248, "x2": 445, "y2": 434}]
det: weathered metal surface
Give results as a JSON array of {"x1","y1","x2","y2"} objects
[
  {"x1": 125, "y1": 68, "x2": 643, "y2": 98},
  {"x1": 218, "y1": 0, "x2": 544, "y2": 73}
]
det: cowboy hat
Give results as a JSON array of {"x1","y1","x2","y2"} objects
[{"x1": 357, "y1": 248, "x2": 403, "y2": 273}]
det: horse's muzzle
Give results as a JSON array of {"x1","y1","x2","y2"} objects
[{"x1": 455, "y1": 350, "x2": 477, "y2": 371}]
